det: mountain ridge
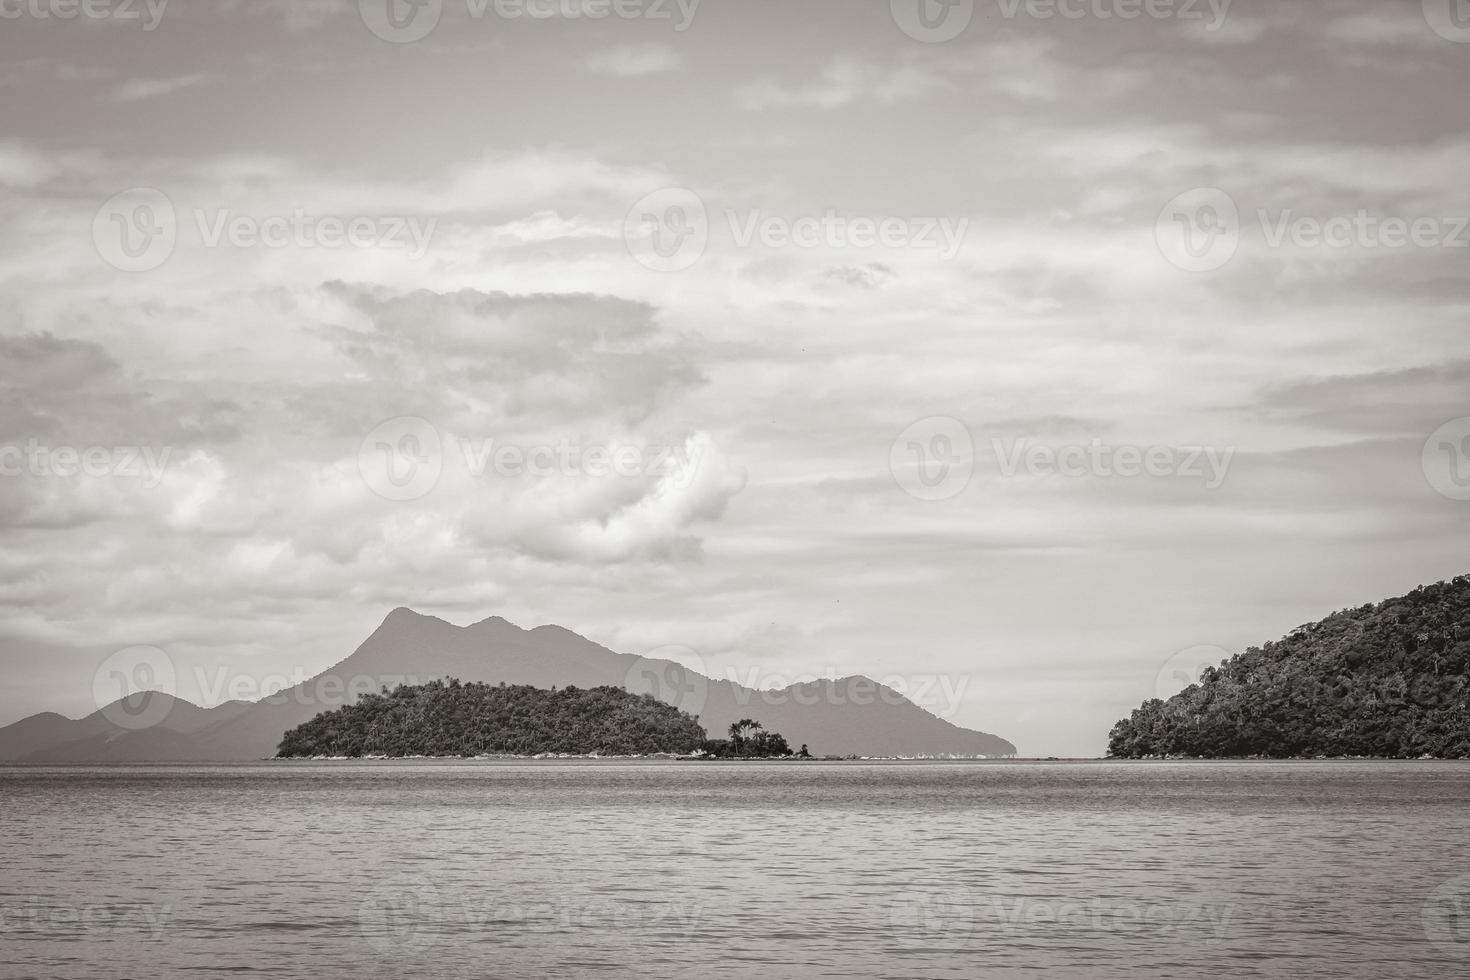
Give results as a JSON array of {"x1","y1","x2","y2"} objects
[{"x1": 3, "y1": 610, "x2": 1017, "y2": 761}]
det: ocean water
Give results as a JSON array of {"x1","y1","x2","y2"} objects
[{"x1": 2, "y1": 761, "x2": 1468, "y2": 979}]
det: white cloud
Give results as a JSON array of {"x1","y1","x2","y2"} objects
[
  {"x1": 0, "y1": 141, "x2": 59, "y2": 188},
  {"x1": 1325, "y1": 10, "x2": 1442, "y2": 47},
  {"x1": 506, "y1": 433, "x2": 747, "y2": 563},
  {"x1": 737, "y1": 55, "x2": 947, "y2": 110},
  {"x1": 584, "y1": 43, "x2": 685, "y2": 77},
  {"x1": 111, "y1": 74, "x2": 213, "y2": 103}
]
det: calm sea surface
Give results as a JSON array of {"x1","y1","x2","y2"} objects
[{"x1": 2, "y1": 761, "x2": 1468, "y2": 979}]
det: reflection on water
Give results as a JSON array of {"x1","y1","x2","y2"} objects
[{"x1": 2, "y1": 761, "x2": 1469, "y2": 979}]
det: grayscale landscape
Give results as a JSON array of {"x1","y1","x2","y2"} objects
[{"x1": 2, "y1": 1, "x2": 1470, "y2": 977}]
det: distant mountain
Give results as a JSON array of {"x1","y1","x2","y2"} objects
[
  {"x1": 3, "y1": 609, "x2": 1016, "y2": 761},
  {"x1": 1109, "y1": 576, "x2": 1470, "y2": 759},
  {"x1": 0, "y1": 693, "x2": 251, "y2": 763},
  {"x1": 276, "y1": 680, "x2": 709, "y2": 757}
]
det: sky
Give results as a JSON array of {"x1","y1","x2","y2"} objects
[{"x1": 1, "y1": 0, "x2": 1468, "y2": 756}]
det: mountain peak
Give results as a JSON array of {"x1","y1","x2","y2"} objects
[
  {"x1": 377, "y1": 607, "x2": 464, "y2": 632},
  {"x1": 468, "y1": 614, "x2": 523, "y2": 633},
  {"x1": 95, "y1": 690, "x2": 188, "y2": 711}
]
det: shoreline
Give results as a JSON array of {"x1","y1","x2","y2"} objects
[
  {"x1": 8, "y1": 756, "x2": 1470, "y2": 768},
  {"x1": 268, "y1": 752, "x2": 1017, "y2": 762}
]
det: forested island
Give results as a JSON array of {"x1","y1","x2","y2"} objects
[
  {"x1": 274, "y1": 679, "x2": 807, "y2": 759},
  {"x1": 1109, "y1": 576, "x2": 1470, "y2": 759},
  {"x1": 276, "y1": 679, "x2": 709, "y2": 757},
  {"x1": 696, "y1": 718, "x2": 809, "y2": 759}
]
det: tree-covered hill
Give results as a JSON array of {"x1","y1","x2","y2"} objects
[
  {"x1": 276, "y1": 679, "x2": 708, "y2": 758},
  {"x1": 1109, "y1": 576, "x2": 1470, "y2": 759}
]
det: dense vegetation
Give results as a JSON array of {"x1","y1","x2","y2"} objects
[
  {"x1": 276, "y1": 679, "x2": 707, "y2": 757},
  {"x1": 698, "y1": 719, "x2": 808, "y2": 759},
  {"x1": 1108, "y1": 577, "x2": 1470, "y2": 759}
]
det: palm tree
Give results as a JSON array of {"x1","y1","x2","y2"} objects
[{"x1": 728, "y1": 719, "x2": 763, "y2": 753}]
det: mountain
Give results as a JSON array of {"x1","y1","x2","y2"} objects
[
  {"x1": 1108, "y1": 576, "x2": 1470, "y2": 759},
  {"x1": 276, "y1": 680, "x2": 710, "y2": 757},
  {"x1": 3, "y1": 609, "x2": 1016, "y2": 761},
  {"x1": 0, "y1": 693, "x2": 251, "y2": 763}
]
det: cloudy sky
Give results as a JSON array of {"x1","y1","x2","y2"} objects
[{"x1": 1, "y1": 0, "x2": 1468, "y2": 755}]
